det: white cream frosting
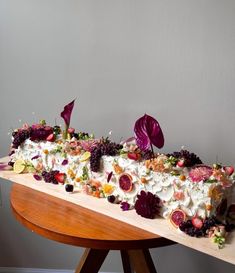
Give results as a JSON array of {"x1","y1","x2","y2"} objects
[{"x1": 11, "y1": 139, "x2": 235, "y2": 220}]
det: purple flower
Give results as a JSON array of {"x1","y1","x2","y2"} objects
[
  {"x1": 31, "y1": 155, "x2": 41, "y2": 160},
  {"x1": 62, "y1": 159, "x2": 68, "y2": 165},
  {"x1": 134, "y1": 114, "x2": 164, "y2": 152},
  {"x1": 60, "y1": 100, "x2": 75, "y2": 128},
  {"x1": 120, "y1": 201, "x2": 130, "y2": 211},
  {"x1": 134, "y1": 191, "x2": 162, "y2": 219},
  {"x1": 33, "y1": 174, "x2": 42, "y2": 181},
  {"x1": 0, "y1": 163, "x2": 12, "y2": 171},
  {"x1": 107, "y1": 171, "x2": 113, "y2": 182}
]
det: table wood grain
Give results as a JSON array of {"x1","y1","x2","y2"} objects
[{"x1": 10, "y1": 183, "x2": 173, "y2": 250}]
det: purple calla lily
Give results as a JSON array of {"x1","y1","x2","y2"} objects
[
  {"x1": 60, "y1": 99, "x2": 75, "y2": 139},
  {"x1": 61, "y1": 99, "x2": 75, "y2": 128},
  {"x1": 134, "y1": 114, "x2": 164, "y2": 153}
]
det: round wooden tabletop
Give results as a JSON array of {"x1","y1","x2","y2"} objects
[{"x1": 10, "y1": 183, "x2": 174, "y2": 250}]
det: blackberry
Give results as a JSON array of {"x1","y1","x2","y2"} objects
[
  {"x1": 65, "y1": 184, "x2": 74, "y2": 192},
  {"x1": 167, "y1": 149, "x2": 202, "y2": 167},
  {"x1": 107, "y1": 195, "x2": 116, "y2": 203},
  {"x1": 42, "y1": 170, "x2": 59, "y2": 184}
]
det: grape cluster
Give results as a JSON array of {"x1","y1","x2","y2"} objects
[
  {"x1": 90, "y1": 138, "x2": 123, "y2": 172},
  {"x1": 12, "y1": 128, "x2": 32, "y2": 148},
  {"x1": 167, "y1": 149, "x2": 202, "y2": 167},
  {"x1": 42, "y1": 170, "x2": 59, "y2": 184},
  {"x1": 179, "y1": 216, "x2": 233, "y2": 238}
]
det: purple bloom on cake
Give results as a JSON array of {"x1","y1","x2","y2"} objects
[
  {"x1": 134, "y1": 114, "x2": 164, "y2": 153},
  {"x1": 107, "y1": 171, "x2": 113, "y2": 182},
  {"x1": 31, "y1": 155, "x2": 40, "y2": 160},
  {"x1": 0, "y1": 163, "x2": 12, "y2": 171},
  {"x1": 33, "y1": 174, "x2": 42, "y2": 181},
  {"x1": 60, "y1": 99, "x2": 75, "y2": 128},
  {"x1": 134, "y1": 191, "x2": 162, "y2": 219},
  {"x1": 62, "y1": 159, "x2": 68, "y2": 165},
  {"x1": 120, "y1": 201, "x2": 130, "y2": 211}
]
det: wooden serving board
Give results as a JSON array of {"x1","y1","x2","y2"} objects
[{"x1": 0, "y1": 156, "x2": 235, "y2": 265}]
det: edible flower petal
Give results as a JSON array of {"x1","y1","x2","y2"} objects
[{"x1": 60, "y1": 99, "x2": 75, "y2": 128}]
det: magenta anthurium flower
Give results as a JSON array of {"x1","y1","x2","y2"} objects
[{"x1": 134, "y1": 114, "x2": 164, "y2": 152}]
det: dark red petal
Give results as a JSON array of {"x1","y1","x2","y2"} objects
[
  {"x1": 134, "y1": 114, "x2": 164, "y2": 151},
  {"x1": 60, "y1": 99, "x2": 75, "y2": 127}
]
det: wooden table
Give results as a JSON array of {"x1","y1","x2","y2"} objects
[
  {"x1": 1, "y1": 156, "x2": 235, "y2": 266},
  {"x1": 10, "y1": 183, "x2": 175, "y2": 273}
]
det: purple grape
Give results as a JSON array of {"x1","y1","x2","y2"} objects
[
  {"x1": 41, "y1": 170, "x2": 59, "y2": 184},
  {"x1": 167, "y1": 149, "x2": 202, "y2": 167},
  {"x1": 90, "y1": 138, "x2": 123, "y2": 172}
]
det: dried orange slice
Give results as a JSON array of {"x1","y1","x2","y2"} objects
[
  {"x1": 170, "y1": 208, "x2": 186, "y2": 228},
  {"x1": 119, "y1": 173, "x2": 133, "y2": 192}
]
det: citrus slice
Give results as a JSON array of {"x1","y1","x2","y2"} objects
[
  {"x1": 13, "y1": 159, "x2": 26, "y2": 174},
  {"x1": 80, "y1": 151, "x2": 91, "y2": 162},
  {"x1": 170, "y1": 208, "x2": 186, "y2": 228},
  {"x1": 119, "y1": 173, "x2": 133, "y2": 192}
]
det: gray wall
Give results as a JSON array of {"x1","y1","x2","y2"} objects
[{"x1": 0, "y1": 0, "x2": 235, "y2": 272}]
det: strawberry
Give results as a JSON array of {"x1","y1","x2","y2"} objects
[
  {"x1": 68, "y1": 127, "x2": 75, "y2": 134},
  {"x1": 192, "y1": 216, "x2": 203, "y2": 229},
  {"x1": 54, "y1": 172, "x2": 66, "y2": 184},
  {"x1": 46, "y1": 133, "x2": 55, "y2": 142},
  {"x1": 224, "y1": 166, "x2": 234, "y2": 176},
  {"x1": 177, "y1": 160, "x2": 185, "y2": 168},
  {"x1": 127, "y1": 152, "x2": 140, "y2": 161}
]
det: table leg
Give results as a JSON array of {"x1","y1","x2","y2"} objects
[
  {"x1": 127, "y1": 249, "x2": 157, "y2": 273},
  {"x1": 120, "y1": 250, "x2": 134, "y2": 273},
  {"x1": 75, "y1": 248, "x2": 109, "y2": 273}
]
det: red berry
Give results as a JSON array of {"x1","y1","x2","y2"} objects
[
  {"x1": 46, "y1": 133, "x2": 55, "y2": 142},
  {"x1": 54, "y1": 173, "x2": 66, "y2": 184},
  {"x1": 170, "y1": 209, "x2": 186, "y2": 228},
  {"x1": 127, "y1": 152, "x2": 140, "y2": 161},
  {"x1": 68, "y1": 127, "x2": 75, "y2": 134},
  {"x1": 224, "y1": 166, "x2": 234, "y2": 176},
  {"x1": 177, "y1": 160, "x2": 185, "y2": 168},
  {"x1": 192, "y1": 216, "x2": 203, "y2": 229}
]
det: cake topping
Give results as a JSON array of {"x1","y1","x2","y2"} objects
[
  {"x1": 134, "y1": 114, "x2": 164, "y2": 154},
  {"x1": 170, "y1": 209, "x2": 187, "y2": 228}
]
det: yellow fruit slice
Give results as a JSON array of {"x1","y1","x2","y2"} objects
[
  {"x1": 80, "y1": 151, "x2": 91, "y2": 162},
  {"x1": 13, "y1": 159, "x2": 26, "y2": 174}
]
